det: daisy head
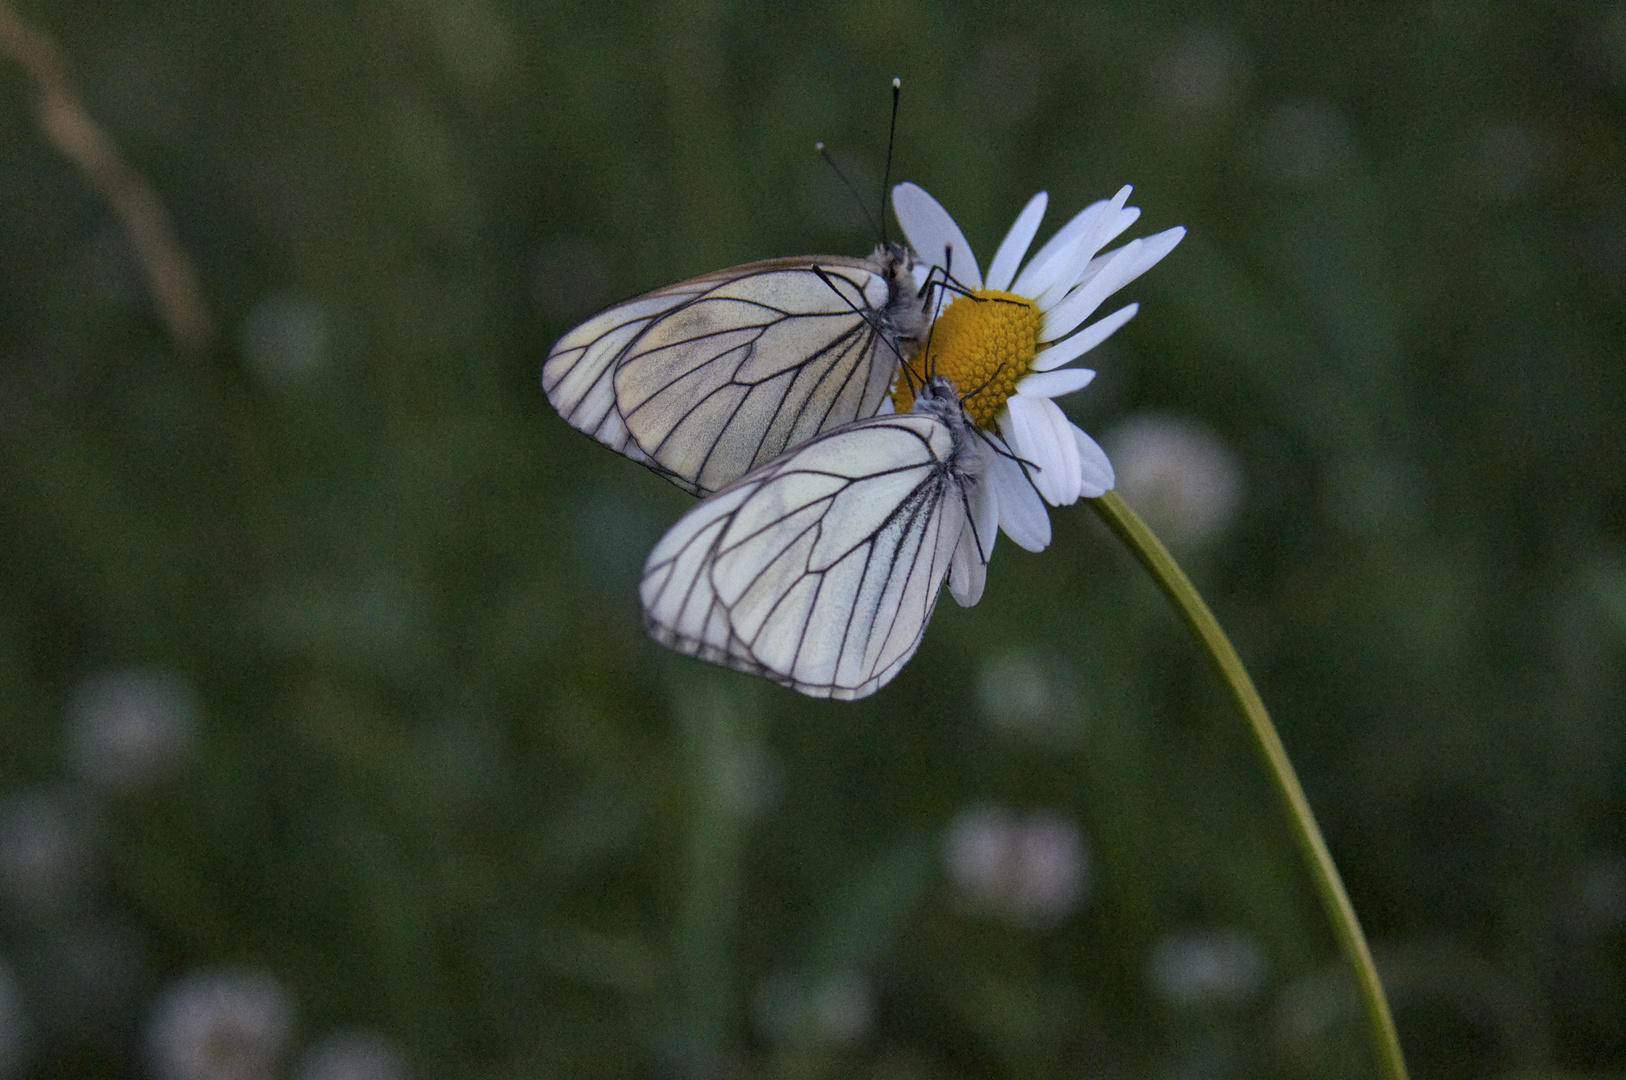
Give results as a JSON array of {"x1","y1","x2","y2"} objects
[{"x1": 890, "y1": 182, "x2": 1185, "y2": 566}]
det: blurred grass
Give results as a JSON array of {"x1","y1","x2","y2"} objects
[{"x1": 1, "y1": 0, "x2": 1624, "y2": 1077}]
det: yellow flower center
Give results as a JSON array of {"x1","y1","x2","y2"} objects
[{"x1": 892, "y1": 289, "x2": 1040, "y2": 429}]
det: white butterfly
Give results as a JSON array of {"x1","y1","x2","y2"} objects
[
  {"x1": 640, "y1": 374, "x2": 999, "y2": 700},
  {"x1": 542, "y1": 243, "x2": 929, "y2": 496}
]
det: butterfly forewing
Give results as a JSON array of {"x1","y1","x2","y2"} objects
[
  {"x1": 640, "y1": 411, "x2": 971, "y2": 700},
  {"x1": 542, "y1": 280, "x2": 720, "y2": 463},
  {"x1": 544, "y1": 250, "x2": 922, "y2": 496}
]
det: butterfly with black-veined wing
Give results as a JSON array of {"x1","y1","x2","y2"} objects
[
  {"x1": 542, "y1": 243, "x2": 930, "y2": 496},
  {"x1": 639, "y1": 373, "x2": 999, "y2": 700}
]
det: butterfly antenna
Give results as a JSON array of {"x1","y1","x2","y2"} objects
[
  {"x1": 881, "y1": 76, "x2": 900, "y2": 247},
  {"x1": 924, "y1": 250, "x2": 1006, "y2": 305},
  {"x1": 955, "y1": 351, "x2": 1044, "y2": 481},
  {"x1": 897, "y1": 354, "x2": 924, "y2": 394},
  {"x1": 913, "y1": 245, "x2": 983, "y2": 308},
  {"x1": 816, "y1": 143, "x2": 882, "y2": 240},
  {"x1": 812, "y1": 263, "x2": 889, "y2": 334},
  {"x1": 811, "y1": 263, "x2": 917, "y2": 385},
  {"x1": 974, "y1": 427, "x2": 1045, "y2": 484},
  {"x1": 969, "y1": 429, "x2": 1047, "y2": 507},
  {"x1": 917, "y1": 244, "x2": 957, "y2": 381},
  {"x1": 930, "y1": 276, "x2": 985, "y2": 302}
]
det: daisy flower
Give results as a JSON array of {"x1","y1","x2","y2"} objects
[{"x1": 889, "y1": 182, "x2": 1185, "y2": 601}]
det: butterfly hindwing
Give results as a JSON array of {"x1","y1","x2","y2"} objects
[{"x1": 640, "y1": 402, "x2": 976, "y2": 700}]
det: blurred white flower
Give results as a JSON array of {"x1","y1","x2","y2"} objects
[
  {"x1": 68, "y1": 667, "x2": 200, "y2": 794},
  {"x1": 713, "y1": 739, "x2": 780, "y2": 820},
  {"x1": 942, "y1": 805, "x2": 1090, "y2": 924},
  {"x1": 0, "y1": 789, "x2": 94, "y2": 912},
  {"x1": 1104, "y1": 413, "x2": 1243, "y2": 545},
  {"x1": 1269, "y1": 962, "x2": 1359, "y2": 1058},
  {"x1": 752, "y1": 970, "x2": 873, "y2": 1049},
  {"x1": 1148, "y1": 928, "x2": 1267, "y2": 1007},
  {"x1": 976, "y1": 649, "x2": 1086, "y2": 750},
  {"x1": 672, "y1": 684, "x2": 778, "y2": 821},
  {"x1": 147, "y1": 969, "x2": 295, "y2": 1080},
  {"x1": 294, "y1": 1030, "x2": 410, "y2": 1080},
  {"x1": 240, "y1": 292, "x2": 334, "y2": 385},
  {"x1": 0, "y1": 959, "x2": 22, "y2": 1078}
]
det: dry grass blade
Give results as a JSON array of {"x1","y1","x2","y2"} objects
[{"x1": 0, "y1": 0, "x2": 215, "y2": 352}]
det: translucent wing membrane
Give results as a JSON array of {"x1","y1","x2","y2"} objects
[
  {"x1": 543, "y1": 250, "x2": 924, "y2": 496},
  {"x1": 542, "y1": 279, "x2": 717, "y2": 466},
  {"x1": 641, "y1": 404, "x2": 977, "y2": 700}
]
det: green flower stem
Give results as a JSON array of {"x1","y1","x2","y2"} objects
[{"x1": 1087, "y1": 490, "x2": 1408, "y2": 1080}]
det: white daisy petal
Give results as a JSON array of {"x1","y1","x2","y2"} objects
[
  {"x1": 1072, "y1": 249, "x2": 1116, "y2": 288},
  {"x1": 1014, "y1": 185, "x2": 1134, "y2": 299},
  {"x1": 1096, "y1": 204, "x2": 1144, "y2": 256},
  {"x1": 1062, "y1": 222, "x2": 1180, "y2": 303},
  {"x1": 949, "y1": 519, "x2": 987, "y2": 606},
  {"x1": 892, "y1": 182, "x2": 982, "y2": 290},
  {"x1": 1040, "y1": 238, "x2": 1142, "y2": 342},
  {"x1": 986, "y1": 440, "x2": 1051, "y2": 551},
  {"x1": 1072, "y1": 423, "x2": 1116, "y2": 496},
  {"x1": 1106, "y1": 225, "x2": 1186, "y2": 292},
  {"x1": 1011, "y1": 195, "x2": 1113, "y2": 295},
  {"x1": 1012, "y1": 198, "x2": 1109, "y2": 298},
  {"x1": 972, "y1": 469, "x2": 1000, "y2": 562},
  {"x1": 950, "y1": 467, "x2": 998, "y2": 606},
  {"x1": 1032, "y1": 303, "x2": 1138, "y2": 371},
  {"x1": 1031, "y1": 250, "x2": 1097, "y2": 309},
  {"x1": 985, "y1": 191, "x2": 1048, "y2": 292},
  {"x1": 1033, "y1": 203, "x2": 1144, "y2": 308},
  {"x1": 1006, "y1": 395, "x2": 1083, "y2": 505},
  {"x1": 1016, "y1": 367, "x2": 1096, "y2": 398}
]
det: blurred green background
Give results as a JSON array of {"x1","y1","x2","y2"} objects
[{"x1": 2, "y1": 0, "x2": 1624, "y2": 1077}]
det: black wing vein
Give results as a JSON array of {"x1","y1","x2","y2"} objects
[
  {"x1": 640, "y1": 413, "x2": 970, "y2": 700},
  {"x1": 545, "y1": 256, "x2": 912, "y2": 496}
]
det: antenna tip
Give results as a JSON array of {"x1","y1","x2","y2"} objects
[{"x1": 892, "y1": 76, "x2": 901, "y2": 89}]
